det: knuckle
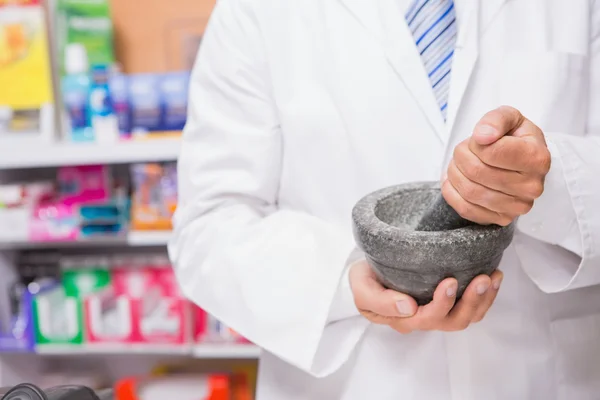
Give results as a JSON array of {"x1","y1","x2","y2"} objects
[
  {"x1": 498, "y1": 105, "x2": 522, "y2": 123},
  {"x1": 457, "y1": 181, "x2": 480, "y2": 203},
  {"x1": 537, "y1": 150, "x2": 552, "y2": 173},
  {"x1": 464, "y1": 159, "x2": 485, "y2": 182},
  {"x1": 496, "y1": 216, "x2": 513, "y2": 227},
  {"x1": 518, "y1": 200, "x2": 534, "y2": 215},
  {"x1": 453, "y1": 142, "x2": 470, "y2": 164},
  {"x1": 471, "y1": 314, "x2": 485, "y2": 324},
  {"x1": 526, "y1": 180, "x2": 544, "y2": 199},
  {"x1": 455, "y1": 201, "x2": 474, "y2": 220}
]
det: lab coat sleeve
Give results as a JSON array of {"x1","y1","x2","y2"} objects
[
  {"x1": 515, "y1": 4, "x2": 600, "y2": 293},
  {"x1": 168, "y1": 0, "x2": 369, "y2": 377}
]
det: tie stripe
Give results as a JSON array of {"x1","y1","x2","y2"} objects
[{"x1": 406, "y1": 0, "x2": 457, "y2": 120}]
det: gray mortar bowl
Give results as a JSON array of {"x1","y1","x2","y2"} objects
[{"x1": 352, "y1": 181, "x2": 515, "y2": 305}]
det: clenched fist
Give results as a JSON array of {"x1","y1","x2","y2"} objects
[{"x1": 444, "y1": 106, "x2": 551, "y2": 226}]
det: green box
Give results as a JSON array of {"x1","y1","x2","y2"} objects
[
  {"x1": 56, "y1": 0, "x2": 115, "y2": 75},
  {"x1": 33, "y1": 267, "x2": 111, "y2": 346}
]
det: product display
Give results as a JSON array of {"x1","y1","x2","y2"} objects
[
  {"x1": 0, "y1": 182, "x2": 54, "y2": 242},
  {"x1": 3, "y1": 252, "x2": 250, "y2": 353},
  {"x1": 62, "y1": 43, "x2": 94, "y2": 142},
  {"x1": 29, "y1": 165, "x2": 130, "y2": 242},
  {"x1": 128, "y1": 72, "x2": 191, "y2": 138},
  {"x1": 130, "y1": 163, "x2": 177, "y2": 231},
  {"x1": 56, "y1": 0, "x2": 115, "y2": 76},
  {"x1": 86, "y1": 256, "x2": 189, "y2": 346},
  {"x1": 0, "y1": 274, "x2": 35, "y2": 352},
  {"x1": 0, "y1": 0, "x2": 256, "y2": 395},
  {"x1": 352, "y1": 181, "x2": 516, "y2": 305},
  {"x1": 0, "y1": 0, "x2": 54, "y2": 142},
  {"x1": 193, "y1": 306, "x2": 249, "y2": 345}
]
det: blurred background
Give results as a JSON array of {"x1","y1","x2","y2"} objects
[{"x1": 0, "y1": 0, "x2": 256, "y2": 398}]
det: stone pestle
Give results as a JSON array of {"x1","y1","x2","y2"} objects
[{"x1": 415, "y1": 193, "x2": 473, "y2": 231}]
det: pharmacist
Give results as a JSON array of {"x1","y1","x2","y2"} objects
[{"x1": 169, "y1": 0, "x2": 600, "y2": 399}]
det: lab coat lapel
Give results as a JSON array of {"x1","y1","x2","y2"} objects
[
  {"x1": 337, "y1": 0, "x2": 446, "y2": 144},
  {"x1": 377, "y1": 0, "x2": 447, "y2": 144},
  {"x1": 446, "y1": 0, "x2": 514, "y2": 133},
  {"x1": 445, "y1": 0, "x2": 479, "y2": 135}
]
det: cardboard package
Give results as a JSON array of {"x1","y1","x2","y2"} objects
[{"x1": 110, "y1": 0, "x2": 216, "y2": 73}]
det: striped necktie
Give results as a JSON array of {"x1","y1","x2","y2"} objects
[{"x1": 405, "y1": 0, "x2": 457, "y2": 121}]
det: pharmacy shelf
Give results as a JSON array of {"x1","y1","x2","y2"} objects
[
  {"x1": 25, "y1": 344, "x2": 260, "y2": 359},
  {"x1": 0, "y1": 231, "x2": 172, "y2": 250},
  {"x1": 35, "y1": 344, "x2": 191, "y2": 356},
  {"x1": 127, "y1": 231, "x2": 172, "y2": 246},
  {"x1": 192, "y1": 344, "x2": 261, "y2": 359},
  {"x1": 0, "y1": 139, "x2": 181, "y2": 170}
]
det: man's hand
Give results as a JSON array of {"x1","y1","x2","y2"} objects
[
  {"x1": 444, "y1": 106, "x2": 551, "y2": 226},
  {"x1": 349, "y1": 260, "x2": 503, "y2": 333}
]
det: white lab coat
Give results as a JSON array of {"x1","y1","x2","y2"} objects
[{"x1": 169, "y1": 0, "x2": 600, "y2": 398}]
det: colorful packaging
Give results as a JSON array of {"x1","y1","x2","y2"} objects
[
  {"x1": 109, "y1": 71, "x2": 131, "y2": 139},
  {"x1": 129, "y1": 73, "x2": 162, "y2": 135},
  {"x1": 32, "y1": 278, "x2": 80, "y2": 346},
  {"x1": 56, "y1": 0, "x2": 115, "y2": 76},
  {"x1": 0, "y1": 0, "x2": 54, "y2": 142},
  {"x1": 57, "y1": 165, "x2": 111, "y2": 207},
  {"x1": 130, "y1": 163, "x2": 177, "y2": 231},
  {"x1": 159, "y1": 72, "x2": 190, "y2": 131},
  {"x1": 128, "y1": 71, "x2": 190, "y2": 138},
  {"x1": 0, "y1": 181, "x2": 54, "y2": 242},
  {"x1": 88, "y1": 64, "x2": 118, "y2": 143},
  {"x1": 0, "y1": 277, "x2": 35, "y2": 352},
  {"x1": 33, "y1": 262, "x2": 111, "y2": 346},
  {"x1": 85, "y1": 259, "x2": 189, "y2": 345},
  {"x1": 62, "y1": 43, "x2": 93, "y2": 142},
  {"x1": 29, "y1": 200, "x2": 78, "y2": 242},
  {"x1": 114, "y1": 375, "x2": 232, "y2": 400},
  {"x1": 193, "y1": 306, "x2": 249, "y2": 345}
]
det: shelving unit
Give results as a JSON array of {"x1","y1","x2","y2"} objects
[
  {"x1": 0, "y1": 137, "x2": 261, "y2": 388},
  {"x1": 0, "y1": 231, "x2": 172, "y2": 250},
  {"x1": 32, "y1": 343, "x2": 260, "y2": 358},
  {"x1": 0, "y1": 138, "x2": 181, "y2": 169},
  {"x1": 193, "y1": 344, "x2": 261, "y2": 359}
]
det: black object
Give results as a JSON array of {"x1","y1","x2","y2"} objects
[
  {"x1": 0, "y1": 384, "x2": 113, "y2": 400},
  {"x1": 415, "y1": 193, "x2": 473, "y2": 231}
]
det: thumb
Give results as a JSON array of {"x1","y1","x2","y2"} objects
[
  {"x1": 376, "y1": 288, "x2": 418, "y2": 318},
  {"x1": 350, "y1": 260, "x2": 418, "y2": 318},
  {"x1": 472, "y1": 124, "x2": 504, "y2": 146},
  {"x1": 472, "y1": 106, "x2": 525, "y2": 146}
]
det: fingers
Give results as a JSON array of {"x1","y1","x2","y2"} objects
[
  {"x1": 469, "y1": 136, "x2": 551, "y2": 175},
  {"x1": 512, "y1": 117, "x2": 548, "y2": 145},
  {"x1": 444, "y1": 274, "x2": 492, "y2": 331},
  {"x1": 350, "y1": 260, "x2": 418, "y2": 321},
  {"x1": 351, "y1": 261, "x2": 503, "y2": 334},
  {"x1": 469, "y1": 106, "x2": 550, "y2": 176},
  {"x1": 447, "y1": 159, "x2": 533, "y2": 217},
  {"x1": 412, "y1": 278, "x2": 458, "y2": 327},
  {"x1": 442, "y1": 179, "x2": 512, "y2": 226},
  {"x1": 471, "y1": 270, "x2": 503, "y2": 323},
  {"x1": 471, "y1": 105, "x2": 524, "y2": 145},
  {"x1": 452, "y1": 141, "x2": 536, "y2": 198}
]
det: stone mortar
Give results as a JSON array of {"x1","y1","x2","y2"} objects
[{"x1": 352, "y1": 181, "x2": 515, "y2": 305}]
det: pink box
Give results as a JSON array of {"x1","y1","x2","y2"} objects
[
  {"x1": 85, "y1": 266, "x2": 190, "y2": 345},
  {"x1": 57, "y1": 165, "x2": 111, "y2": 207},
  {"x1": 29, "y1": 201, "x2": 78, "y2": 242}
]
